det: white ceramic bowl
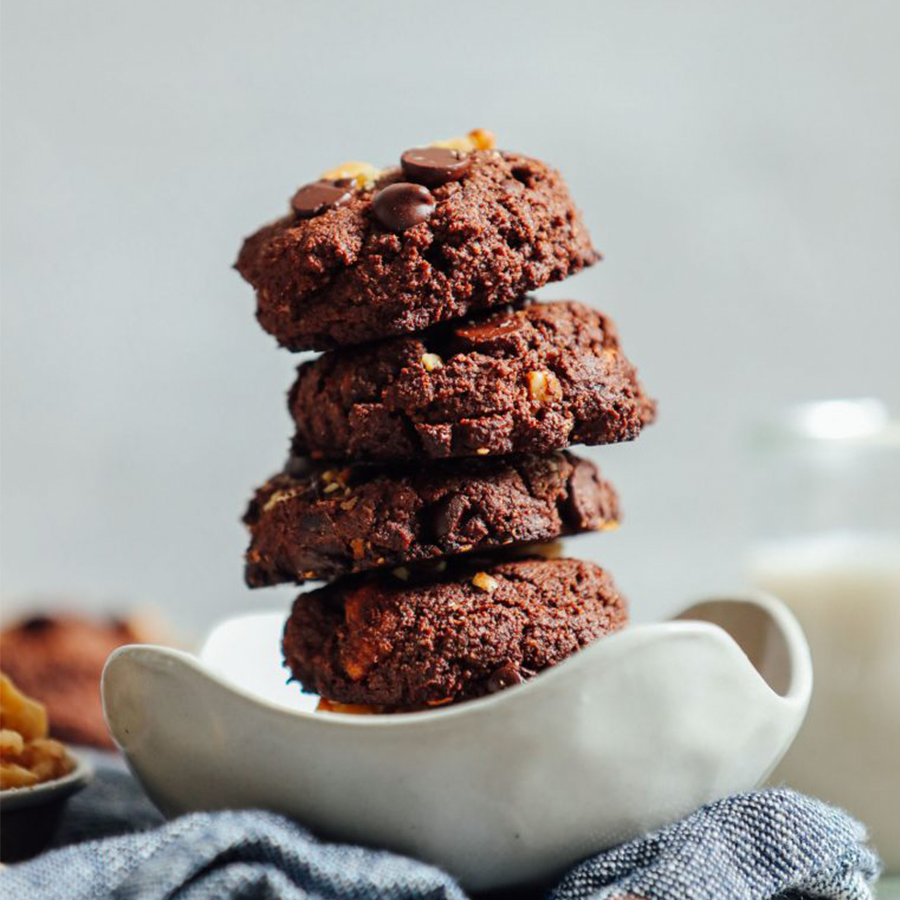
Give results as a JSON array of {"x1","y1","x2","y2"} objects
[{"x1": 102, "y1": 593, "x2": 811, "y2": 892}]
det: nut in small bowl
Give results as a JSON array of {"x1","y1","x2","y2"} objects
[{"x1": 0, "y1": 672, "x2": 94, "y2": 862}]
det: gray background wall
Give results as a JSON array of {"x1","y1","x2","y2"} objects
[{"x1": 2, "y1": 0, "x2": 899, "y2": 635}]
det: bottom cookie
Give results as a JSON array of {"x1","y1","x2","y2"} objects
[{"x1": 282, "y1": 556, "x2": 627, "y2": 710}]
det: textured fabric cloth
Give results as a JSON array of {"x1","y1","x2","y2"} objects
[
  {"x1": 549, "y1": 790, "x2": 881, "y2": 900},
  {"x1": 2, "y1": 759, "x2": 881, "y2": 900}
]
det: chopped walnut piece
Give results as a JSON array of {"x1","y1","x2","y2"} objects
[
  {"x1": 420, "y1": 352, "x2": 443, "y2": 372},
  {"x1": 472, "y1": 572, "x2": 499, "y2": 593},
  {"x1": 0, "y1": 673, "x2": 73, "y2": 789},
  {"x1": 433, "y1": 128, "x2": 496, "y2": 152},
  {"x1": 0, "y1": 672, "x2": 48, "y2": 741},
  {"x1": 316, "y1": 697, "x2": 384, "y2": 715},
  {"x1": 322, "y1": 468, "x2": 351, "y2": 489},
  {"x1": 1, "y1": 728, "x2": 25, "y2": 757},
  {"x1": 527, "y1": 370, "x2": 562, "y2": 404},
  {"x1": 262, "y1": 486, "x2": 304, "y2": 513},
  {"x1": 320, "y1": 160, "x2": 381, "y2": 190}
]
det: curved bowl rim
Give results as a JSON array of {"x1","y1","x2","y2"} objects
[{"x1": 104, "y1": 590, "x2": 812, "y2": 732}]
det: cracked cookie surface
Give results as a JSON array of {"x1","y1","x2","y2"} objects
[
  {"x1": 236, "y1": 150, "x2": 599, "y2": 351},
  {"x1": 244, "y1": 451, "x2": 620, "y2": 586},
  {"x1": 282, "y1": 556, "x2": 627, "y2": 709},
  {"x1": 289, "y1": 300, "x2": 656, "y2": 462}
]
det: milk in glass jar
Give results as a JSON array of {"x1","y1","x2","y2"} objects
[{"x1": 748, "y1": 399, "x2": 900, "y2": 870}]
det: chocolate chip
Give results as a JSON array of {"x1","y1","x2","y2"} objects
[
  {"x1": 300, "y1": 512, "x2": 325, "y2": 530},
  {"x1": 454, "y1": 315, "x2": 526, "y2": 352},
  {"x1": 430, "y1": 495, "x2": 469, "y2": 540},
  {"x1": 564, "y1": 459, "x2": 603, "y2": 529},
  {"x1": 372, "y1": 183, "x2": 436, "y2": 231},
  {"x1": 486, "y1": 663, "x2": 523, "y2": 693},
  {"x1": 285, "y1": 455, "x2": 313, "y2": 479},
  {"x1": 290, "y1": 181, "x2": 353, "y2": 218},
  {"x1": 400, "y1": 147, "x2": 471, "y2": 186}
]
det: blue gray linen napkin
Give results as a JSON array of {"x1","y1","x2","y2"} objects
[{"x1": 2, "y1": 759, "x2": 881, "y2": 900}]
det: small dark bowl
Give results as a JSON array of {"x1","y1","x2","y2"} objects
[{"x1": 0, "y1": 751, "x2": 93, "y2": 862}]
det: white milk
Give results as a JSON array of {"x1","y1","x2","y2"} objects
[{"x1": 749, "y1": 533, "x2": 900, "y2": 869}]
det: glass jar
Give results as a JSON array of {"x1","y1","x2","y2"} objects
[{"x1": 747, "y1": 399, "x2": 900, "y2": 871}]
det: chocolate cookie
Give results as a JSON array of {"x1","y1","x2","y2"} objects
[
  {"x1": 244, "y1": 452, "x2": 620, "y2": 586},
  {"x1": 289, "y1": 300, "x2": 656, "y2": 462},
  {"x1": 0, "y1": 615, "x2": 157, "y2": 748},
  {"x1": 282, "y1": 556, "x2": 627, "y2": 709},
  {"x1": 235, "y1": 149, "x2": 599, "y2": 350}
]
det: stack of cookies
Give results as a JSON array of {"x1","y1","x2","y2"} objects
[{"x1": 236, "y1": 130, "x2": 655, "y2": 713}]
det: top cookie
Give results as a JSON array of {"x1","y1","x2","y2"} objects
[{"x1": 235, "y1": 138, "x2": 599, "y2": 351}]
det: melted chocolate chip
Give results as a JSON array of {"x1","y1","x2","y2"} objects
[
  {"x1": 372, "y1": 182, "x2": 436, "y2": 231},
  {"x1": 400, "y1": 147, "x2": 471, "y2": 186},
  {"x1": 564, "y1": 460, "x2": 604, "y2": 529},
  {"x1": 486, "y1": 662, "x2": 523, "y2": 693},
  {"x1": 300, "y1": 512, "x2": 325, "y2": 531},
  {"x1": 285, "y1": 455, "x2": 313, "y2": 479},
  {"x1": 291, "y1": 182, "x2": 353, "y2": 218},
  {"x1": 454, "y1": 315, "x2": 527, "y2": 352},
  {"x1": 430, "y1": 495, "x2": 468, "y2": 540}
]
